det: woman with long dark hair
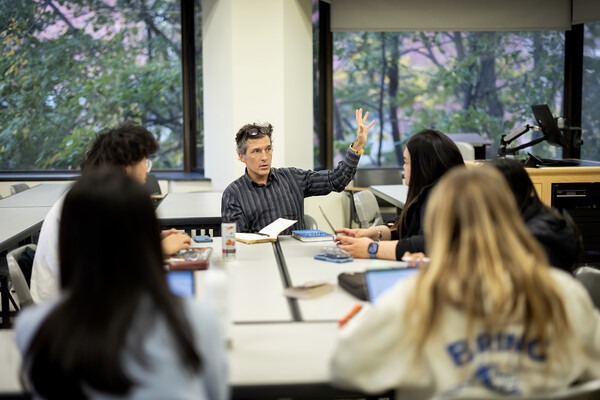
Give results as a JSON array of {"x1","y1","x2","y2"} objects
[
  {"x1": 337, "y1": 129, "x2": 464, "y2": 260},
  {"x1": 15, "y1": 168, "x2": 228, "y2": 399}
]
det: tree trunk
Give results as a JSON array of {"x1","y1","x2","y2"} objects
[
  {"x1": 388, "y1": 33, "x2": 403, "y2": 165},
  {"x1": 377, "y1": 32, "x2": 387, "y2": 166},
  {"x1": 478, "y1": 32, "x2": 503, "y2": 118}
]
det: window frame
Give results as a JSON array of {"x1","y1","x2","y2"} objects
[
  {"x1": 0, "y1": 0, "x2": 202, "y2": 180},
  {"x1": 315, "y1": 0, "x2": 586, "y2": 169}
]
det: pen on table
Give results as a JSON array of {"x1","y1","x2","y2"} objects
[{"x1": 338, "y1": 304, "x2": 363, "y2": 327}]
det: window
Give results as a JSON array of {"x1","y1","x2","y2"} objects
[
  {"x1": 582, "y1": 22, "x2": 600, "y2": 161},
  {"x1": 331, "y1": 31, "x2": 565, "y2": 166},
  {"x1": 0, "y1": 0, "x2": 201, "y2": 172}
]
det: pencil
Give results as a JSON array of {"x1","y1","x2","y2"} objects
[{"x1": 338, "y1": 304, "x2": 363, "y2": 327}]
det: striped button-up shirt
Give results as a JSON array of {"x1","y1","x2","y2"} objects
[{"x1": 221, "y1": 149, "x2": 360, "y2": 235}]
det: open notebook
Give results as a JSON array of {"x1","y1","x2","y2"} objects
[{"x1": 235, "y1": 218, "x2": 297, "y2": 244}]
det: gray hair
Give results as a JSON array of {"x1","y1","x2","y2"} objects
[{"x1": 235, "y1": 123, "x2": 273, "y2": 154}]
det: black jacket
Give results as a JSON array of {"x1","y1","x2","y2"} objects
[{"x1": 524, "y1": 206, "x2": 580, "y2": 272}]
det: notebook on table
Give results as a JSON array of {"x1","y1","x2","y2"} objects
[{"x1": 291, "y1": 229, "x2": 334, "y2": 242}]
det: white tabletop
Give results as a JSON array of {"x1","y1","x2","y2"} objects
[
  {"x1": 0, "y1": 330, "x2": 22, "y2": 393},
  {"x1": 0, "y1": 323, "x2": 345, "y2": 395},
  {"x1": 193, "y1": 238, "x2": 293, "y2": 323},
  {"x1": 369, "y1": 184, "x2": 409, "y2": 209},
  {"x1": 156, "y1": 192, "x2": 222, "y2": 220},
  {"x1": 0, "y1": 207, "x2": 51, "y2": 253},
  {"x1": 0, "y1": 183, "x2": 70, "y2": 208},
  {"x1": 229, "y1": 322, "x2": 339, "y2": 386},
  {"x1": 278, "y1": 236, "x2": 406, "y2": 322}
]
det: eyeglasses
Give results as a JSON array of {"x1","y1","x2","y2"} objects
[
  {"x1": 145, "y1": 159, "x2": 153, "y2": 173},
  {"x1": 244, "y1": 126, "x2": 272, "y2": 137}
]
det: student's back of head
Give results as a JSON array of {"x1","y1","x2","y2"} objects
[
  {"x1": 80, "y1": 123, "x2": 158, "y2": 174},
  {"x1": 59, "y1": 167, "x2": 163, "y2": 297},
  {"x1": 23, "y1": 168, "x2": 201, "y2": 398},
  {"x1": 406, "y1": 167, "x2": 569, "y2": 355},
  {"x1": 487, "y1": 158, "x2": 541, "y2": 219},
  {"x1": 487, "y1": 158, "x2": 581, "y2": 270}
]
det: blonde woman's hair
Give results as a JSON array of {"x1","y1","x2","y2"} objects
[{"x1": 404, "y1": 167, "x2": 570, "y2": 360}]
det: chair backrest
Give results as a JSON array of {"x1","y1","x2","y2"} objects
[
  {"x1": 353, "y1": 190, "x2": 383, "y2": 228},
  {"x1": 432, "y1": 379, "x2": 600, "y2": 400},
  {"x1": 573, "y1": 266, "x2": 600, "y2": 309},
  {"x1": 143, "y1": 174, "x2": 162, "y2": 196},
  {"x1": 10, "y1": 183, "x2": 30, "y2": 195},
  {"x1": 353, "y1": 167, "x2": 403, "y2": 188},
  {"x1": 454, "y1": 141, "x2": 475, "y2": 161},
  {"x1": 304, "y1": 214, "x2": 318, "y2": 230},
  {"x1": 7, "y1": 244, "x2": 36, "y2": 309}
]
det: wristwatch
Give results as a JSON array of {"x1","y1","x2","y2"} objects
[{"x1": 368, "y1": 241, "x2": 379, "y2": 259}]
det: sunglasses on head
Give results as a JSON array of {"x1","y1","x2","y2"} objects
[{"x1": 244, "y1": 126, "x2": 272, "y2": 137}]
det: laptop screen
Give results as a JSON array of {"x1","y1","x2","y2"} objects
[
  {"x1": 365, "y1": 268, "x2": 419, "y2": 303},
  {"x1": 167, "y1": 271, "x2": 195, "y2": 298}
]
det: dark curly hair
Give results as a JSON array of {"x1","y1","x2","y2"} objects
[{"x1": 80, "y1": 123, "x2": 159, "y2": 173}]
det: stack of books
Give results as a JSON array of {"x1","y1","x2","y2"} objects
[{"x1": 291, "y1": 229, "x2": 334, "y2": 242}]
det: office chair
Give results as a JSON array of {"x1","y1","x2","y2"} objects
[
  {"x1": 432, "y1": 379, "x2": 600, "y2": 400},
  {"x1": 7, "y1": 244, "x2": 36, "y2": 310},
  {"x1": 304, "y1": 214, "x2": 318, "y2": 230},
  {"x1": 9, "y1": 183, "x2": 30, "y2": 195},
  {"x1": 353, "y1": 167, "x2": 404, "y2": 188},
  {"x1": 454, "y1": 142, "x2": 475, "y2": 161},
  {"x1": 353, "y1": 190, "x2": 383, "y2": 229},
  {"x1": 573, "y1": 266, "x2": 600, "y2": 310},
  {"x1": 352, "y1": 168, "x2": 403, "y2": 224},
  {"x1": 143, "y1": 174, "x2": 162, "y2": 196}
]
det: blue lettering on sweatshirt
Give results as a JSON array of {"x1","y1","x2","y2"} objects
[{"x1": 447, "y1": 332, "x2": 546, "y2": 366}]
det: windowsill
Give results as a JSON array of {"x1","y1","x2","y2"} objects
[{"x1": 0, "y1": 171, "x2": 209, "y2": 182}]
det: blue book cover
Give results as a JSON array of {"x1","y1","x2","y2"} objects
[{"x1": 291, "y1": 229, "x2": 334, "y2": 242}]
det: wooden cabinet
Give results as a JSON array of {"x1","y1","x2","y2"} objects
[{"x1": 526, "y1": 165, "x2": 600, "y2": 206}]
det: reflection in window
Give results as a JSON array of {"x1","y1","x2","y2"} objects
[
  {"x1": 332, "y1": 31, "x2": 564, "y2": 166},
  {"x1": 0, "y1": 1, "x2": 190, "y2": 171},
  {"x1": 582, "y1": 22, "x2": 600, "y2": 161}
]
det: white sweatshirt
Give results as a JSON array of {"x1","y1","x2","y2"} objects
[
  {"x1": 29, "y1": 195, "x2": 64, "y2": 302},
  {"x1": 330, "y1": 268, "x2": 600, "y2": 399}
]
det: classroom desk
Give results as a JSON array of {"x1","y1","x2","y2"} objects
[
  {"x1": 369, "y1": 184, "x2": 409, "y2": 209},
  {"x1": 0, "y1": 183, "x2": 70, "y2": 208},
  {"x1": 156, "y1": 192, "x2": 222, "y2": 236},
  {"x1": 1, "y1": 237, "x2": 394, "y2": 399},
  {"x1": 278, "y1": 236, "x2": 407, "y2": 322},
  {"x1": 192, "y1": 238, "x2": 293, "y2": 323},
  {"x1": 0, "y1": 208, "x2": 50, "y2": 255},
  {"x1": 0, "y1": 323, "x2": 376, "y2": 400},
  {"x1": 229, "y1": 322, "x2": 378, "y2": 399}
]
